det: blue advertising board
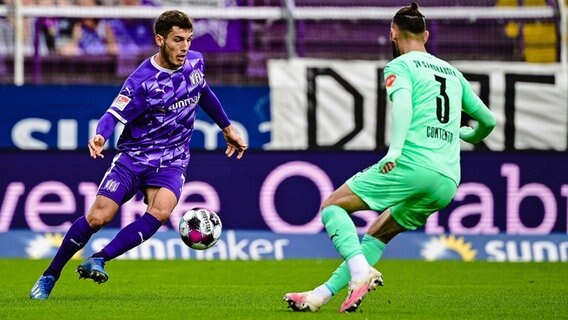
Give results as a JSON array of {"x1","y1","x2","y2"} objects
[
  {"x1": 0, "y1": 150, "x2": 566, "y2": 234},
  {"x1": 1, "y1": 230, "x2": 566, "y2": 262},
  {"x1": 0, "y1": 85, "x2": 270, "y2": 150}
]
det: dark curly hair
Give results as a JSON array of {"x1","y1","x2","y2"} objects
[{"x1": 154, "y1": 10, "x2": 193, "y2": 38}]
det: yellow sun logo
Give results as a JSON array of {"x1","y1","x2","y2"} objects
[
  {"x1": 421, "y1": 234, "x2": 477, "y2": 261},
  {"x1": 26, "y1": 233, "x2": 83, "y2": 260}
]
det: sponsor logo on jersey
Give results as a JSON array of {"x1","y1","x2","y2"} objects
[
  {"x1": 111, "y1": 94, "x2": 131, "y2": 111},
  {"x1": 385, "y1": 74, "x2": 396, "y2": 87},
  {"x1": 167, "y1": 93, "x2": 201, "y2": 111}
]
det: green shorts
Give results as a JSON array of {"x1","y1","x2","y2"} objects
[{"x1": 346, "y1": 160, "x2": 457, "y2": 230}]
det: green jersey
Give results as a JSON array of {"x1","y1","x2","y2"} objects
[{"x1": 384, "y1": 51, "x2": 486, "y2": 185}]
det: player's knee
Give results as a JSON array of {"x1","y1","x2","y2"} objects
[
  {"x1": 146, "y1": 207, "x2": 172, "y2": 223},
  {"x1": 321, "y1": 198, "x2": 334, "y2": 209},
  {"x1": 85, "y1": 210, "x2": 113, "y2": 229}
]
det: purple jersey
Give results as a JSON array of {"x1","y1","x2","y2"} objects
[{"x1": 107, "y1": 51, "x2": 206, "y2": 168}]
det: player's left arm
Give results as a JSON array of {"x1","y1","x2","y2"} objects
[
  {"x1": 199, "y1": 84, "x2": 248, "y2": 159},
  {"x1": 199, "y1": 84, "x2": 231, "y2": 129}
]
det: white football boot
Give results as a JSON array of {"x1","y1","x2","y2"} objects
[
  {"x1": 339, "y1": 267, "x2": 384, "y2": 313},
  {"x1": 283, "y1": 291, "x2": 329, "y2": 312}
]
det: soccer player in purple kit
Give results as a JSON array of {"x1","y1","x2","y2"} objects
[{"x1": 30, "y1": 10, "x2": 247, "y2": 300}]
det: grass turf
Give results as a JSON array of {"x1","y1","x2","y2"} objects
[{"x1": 1, "y1": 259, "x2": 567, "y2": 319}]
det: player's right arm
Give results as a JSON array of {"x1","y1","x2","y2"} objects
[
  {"x1": 88, "y1": 112, "x2": 119, "y2": 159},
  {"x1": 459, "y1": 75, "x2": 496, "y2": 144},
  {"x1": 88, "y1": 78, "x2": 147, "y2": 159}
]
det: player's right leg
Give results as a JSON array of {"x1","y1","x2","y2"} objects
[
  {"x1": 30, "y1": 275, "x2": 57, "y2": 300},
  {"x1": 30, "y1": 196, "x2": 119, "y2": 299},
  {"x1": 30, "y1": 214, "x2": 103, "y2": 300}
]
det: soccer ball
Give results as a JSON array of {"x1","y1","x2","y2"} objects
[{"x1": 178, "y1": 208, "x2": 222, "y2": 250}]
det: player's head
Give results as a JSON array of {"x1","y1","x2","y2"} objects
[
  {"x1": 154, "y1": 10, "x2": 193, "y2": 69},
  {"x1": 391, "y1": 2, "x2": 429, "y2": 58}
]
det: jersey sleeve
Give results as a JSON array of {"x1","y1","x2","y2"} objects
[
  {"x1": 107, "y1": 78, "x2": 148, "y2": 124},
  {"x1": 459, "y1": 74, "x2": 486, "y2": 115},
  {"x1": 458, "y1": 73, "x2": 496, "y2": 143},
  {"x1": 384, "y1": 59, "x2": 413, "y2": 101},
  {"x1": 199, "y1": 84, "x2": 231, "y2": 129}
]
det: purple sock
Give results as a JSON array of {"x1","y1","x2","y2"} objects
[
  {"x1": 93, "y1": 213, "x2": 162, "y2": 261},
  {"x1": 44, "y1": 216, "x2": 96, "y2": 279}
]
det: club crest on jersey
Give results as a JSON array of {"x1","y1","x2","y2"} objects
[
  {"x1": 111, "y1": 94, "x2": 131, "y2": 111},
  {"x1": 101, "y1": 179, "x2": 120, "y2": 193},
  {"x1": 189, "y1": 70, "x2": 204, "y2": 87},
  {"x1": 385, "y1": 74, "x2": 396, "y2": 88}
]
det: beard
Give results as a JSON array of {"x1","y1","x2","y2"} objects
[
  {"x1": 159, "y1": 45, "x2": 181, "y2": 69},
  {"x1": 391, "y1": 40, "x2": 401, "y2": 59}
]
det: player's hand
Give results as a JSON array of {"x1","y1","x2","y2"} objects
[
  {"x1": 459, "y1": 126, "x2": 477, "y2": 144},
  {"x1": 377, "y1": 156, "x2": 397, "y2": 174},
  {"x1": 88, "y1": 134, "x2": 106, "y2": 159},
  {"x1": 222, "y1": 125, "x2": 248, "y2": 160}
]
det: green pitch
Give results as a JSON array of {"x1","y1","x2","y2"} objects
[{"x1": 1, "y1": 259, "x2": 567, "y2": 319}]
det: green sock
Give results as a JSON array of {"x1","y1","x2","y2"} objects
[
  {"x1": 321, "y1": 205, "x2": 363, "y2": 260},
  {"x1": 324, "y1": 234, "x2": 386, "y2": 295}
]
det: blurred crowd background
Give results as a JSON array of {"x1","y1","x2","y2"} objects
[{"x1": 0, "y1": 0, "x2": 564, "y2": 85}]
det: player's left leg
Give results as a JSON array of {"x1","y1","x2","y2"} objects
[
  {"x1": 75, "y1": 195, "x2": 124, "y2": 283},
  {"x1": 75, "y1": 155, "x2": 139, "y2": 284},
  {"x1": 323, "y1": 210, "x2": 403, "y2": 297},
  {"x1": 321, "y1": 185, "x2": 380, "y2": 277},
  {"x1": 284, "y1": 233, "x2": 387, "y2": 312}
]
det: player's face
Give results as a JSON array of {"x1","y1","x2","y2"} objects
[
  {"x1": 156, "y1": 26, "x2": 193, "y2": 69},
  {"x1": 390, "y1": 24, "x2": 401, "y2": 58}
]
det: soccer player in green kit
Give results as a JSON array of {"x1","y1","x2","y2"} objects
[{"x1": 284, "y1": 2, "x2": 496, "y2": 313}]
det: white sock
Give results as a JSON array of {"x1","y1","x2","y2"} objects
[
  {"x1": 312, "y1": 284, "x2": 332, "y2": 301},
  {"x1": 347, "y1": 254, "x2": 369, "y2": 282}
]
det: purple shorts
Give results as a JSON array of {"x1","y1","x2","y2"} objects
[{"x1": 97, "y1": 153, "x2": 186, "y2": 205}]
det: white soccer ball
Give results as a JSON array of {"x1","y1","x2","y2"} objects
[{"x1": 178, "y1": 208, "x2": 222, "y2": 250}]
